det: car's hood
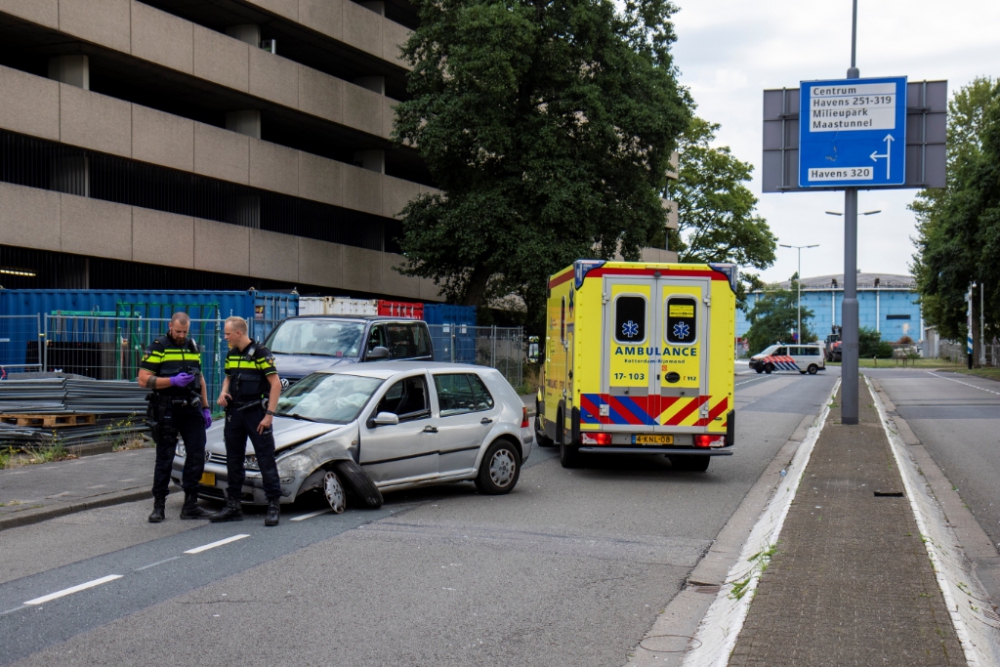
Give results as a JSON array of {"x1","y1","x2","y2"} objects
[
  {"x1": 273, "y1": 353, "x2": 356, "y2": 379},
  {"x1": 206, "y1": 417, "x2": 343, "y2": 455}
]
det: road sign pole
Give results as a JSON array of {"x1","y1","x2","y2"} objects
[
  {"x1": 842, "y1": 187, "x2": 859, "y2": 424},
  {"x1": 842, "y1": 0, "x2": 860, "y2": 425}
]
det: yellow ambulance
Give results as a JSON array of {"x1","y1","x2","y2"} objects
[{"x1": 536, "y1": 260, "x2": 737, "y2": 472}]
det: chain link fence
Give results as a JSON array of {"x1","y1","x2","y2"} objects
[
  {"x1": 0, "y1": 314, "x2": 43, "y2": 376},
  {"x1": 41, "y1": 316, "x2": 229, "y2": 401},
  {"x1": 21, "y1": 316, "x2": 525, "y2": 395},
  {"x1": 424, "y1": 324, "x2": 525, "y2": 387}
]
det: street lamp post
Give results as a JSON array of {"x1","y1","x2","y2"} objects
[{"x1": 779, "y1": 244, "x2": 819, "y2": 344}]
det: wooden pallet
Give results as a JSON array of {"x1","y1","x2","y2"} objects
[{"x1": 0, "y1": 413, "x2": 97, "y2": 428}]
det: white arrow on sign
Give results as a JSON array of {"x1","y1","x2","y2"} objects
[{"x1": 869, "y1": 134, "x2": 895, "y2": 180}]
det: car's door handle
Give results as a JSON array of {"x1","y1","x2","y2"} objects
[
  {"x1": 481, "y1": 418, "x2": 493, "y2": 424},
  {"x1": 423, "y1": 425, "x2": 438, "y2": 433}
]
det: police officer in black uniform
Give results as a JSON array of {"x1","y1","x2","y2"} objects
[
  {"x1": 210, "y1": 316, "x2": 283, "y2": 526},
  {"x1": 138, "y1": 312, "x2": 213, "y2": 523}
]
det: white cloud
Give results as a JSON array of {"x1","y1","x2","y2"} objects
[{"x1": 669, "y1": 0, "x2": 1000, "y2": 283}]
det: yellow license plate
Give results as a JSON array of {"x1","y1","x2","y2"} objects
[
  {"x1": 634, "y1": 435, "x2": 673, "y2": 445},
  {"x1": 199, "y1": 472, "x2": 216, "y2": 486}
]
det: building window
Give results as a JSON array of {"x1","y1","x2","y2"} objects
[{"x1": 886, "y1": 314, "x2": 911, "y2": 320}]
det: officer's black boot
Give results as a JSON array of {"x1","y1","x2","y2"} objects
[
  {"x1": 148, "y1": 497, "x2": 166, "y2": 523},
  {"x1": 264, "y1": 499, "x2": 280, "y2": 527},
  {"x1": 210, "y1": 497, "x2": 243, "y2": 523},
  {"x1": 180, "y1": 492, "x2": 210, "y2": 520}
]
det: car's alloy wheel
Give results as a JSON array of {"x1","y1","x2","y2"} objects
[
  {"x1": 323, "y1": 470, "x2": 347, "y2": 514},
  {"x1": 488, "y1": 447, "x2": 517, "y2": 489},
  {"x1": 475, "y1": 440, "x2": 521, "y2": 494}
]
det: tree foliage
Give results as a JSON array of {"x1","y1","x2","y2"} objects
[
  {"x1": 393, "y1": 0, "x2": 691, "y2": 325},
  {"x1": 743, "y1": 284, "x2": 815, "y2": 355},
  {"x1": 911, "y1": 77, "x2": 1000, "y2": 341},
  {"x1": 653, "y1": 116, "x2": 777, "y2": 304}
]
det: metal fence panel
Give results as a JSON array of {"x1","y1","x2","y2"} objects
[
  {"x1": 35, "y1": 317, "x2": 526, "y2": 399},
  {"x1": 0, "y1": 314, "x2": 43, "y2": 375},
  {"x1": 42, "y1": 316, "x2": 228, "y2": 401},
  {"x1": 426, "y1": 324, "x2": 525, "y2": 387}
]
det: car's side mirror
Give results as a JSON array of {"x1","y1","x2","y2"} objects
[
  {"x1": 367, "y1": 346, "x2": 389, "y2": 361},
  {"x1": 368, "y1": 412, "x2": 399, "y2": 428}
]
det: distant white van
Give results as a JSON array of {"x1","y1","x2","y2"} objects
[{"x1": 748, "y1": 344, "x2": 826, "y2": 375}]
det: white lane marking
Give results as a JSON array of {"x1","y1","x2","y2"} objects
[
  {"x1": 0, "y1": 606, "x2": 27, "y2": 616},
  {"x1": 184, "y1": 534, "x2": 250, "y2": 555},
  {"x1": 290, "y1": 509, "x2": 331, "y2": 522},
  {"x1": 927, "y1": 371, "x2": 1000, "y2": 397},
  {"x1": 135, "y1": 556, "x2": 180, "y2": 571},
  {"x1": 735, "y1": 376, "x2": 769, "y2": 386},
  {"x1": 24, "y1": 575, "x2": 123, "y2": 606}
]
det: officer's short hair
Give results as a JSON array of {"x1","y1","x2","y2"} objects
[
  {"x1": 170, "y1": 312, "x2": 190, "y2": 325},
  {"x1": 225, "y1": 316, "x2": 248, "y2": 335}
]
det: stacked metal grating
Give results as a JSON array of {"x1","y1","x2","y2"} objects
[
  {"x1": 0, "y1": 376, "x2": 148, "y2": 415},
  {"x1": 0, "y1": 375, "x2": 149, "y2": 449}
]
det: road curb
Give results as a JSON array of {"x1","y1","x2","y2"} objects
[
  {"x1": 0, "y1": 488, "x2": 150, "y2": 532},
  {"x1": 868, "y1": 376, "x2": 1000, "y2": 665}
]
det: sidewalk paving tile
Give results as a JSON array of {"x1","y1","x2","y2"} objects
[{"x1": 729, "y1": 378, "x2": 966, "y2": 667}]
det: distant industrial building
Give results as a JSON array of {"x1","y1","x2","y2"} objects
[{"x1": 737, "y1": 273, "x2": 922, "y2": 343}]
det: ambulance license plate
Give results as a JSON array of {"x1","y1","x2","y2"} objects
[
  {"x1": 199, "y1": 472, "x2": 215, "y2": 486},
  {"x1": 633, "y1": 435, "x2": 673, "y2": 445}
]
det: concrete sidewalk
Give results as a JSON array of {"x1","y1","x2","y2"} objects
[
  {"x1": 0, "y1": 447, "x2": 155, "y2": 531},
  {"x1": 729, "y1": 378, "x2": 967, "y2": 666}
]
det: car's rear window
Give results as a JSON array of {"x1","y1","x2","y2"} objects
[{"x1": 434, "y1": 373, "x2": 494, "y2": 416}]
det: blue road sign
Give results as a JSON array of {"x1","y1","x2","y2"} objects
[{"x1": 798, "y1": 76, "x2": 907, "y2": 188}]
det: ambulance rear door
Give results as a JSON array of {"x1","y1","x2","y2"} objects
[
  {"x1": 599, "y1": 277, "x2": 658, "y2": 429},
  {"x1": 654, "y1": 277, "x2": 712, "y2": 431}
]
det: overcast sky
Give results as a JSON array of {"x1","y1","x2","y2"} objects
[{"x1": 669, "y1": 0, "x2": 1000, "y2": 284}]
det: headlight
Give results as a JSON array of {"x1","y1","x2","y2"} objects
[
  {"x1": 244, "y1": 456, "x2": 259, "y2": 471},
  {"x1": 175, "y1": 444, "x2": 186, "y2": 458}
]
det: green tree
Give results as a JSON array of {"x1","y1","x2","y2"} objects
[
  {"x1": 743, "y1": 284, "x2": 814, "y2": 355},
  {"x1": 393, "y1": 0, "x2": 691, "y2": 326},
  {"x1": 652, "y1": 116, "x2": 777, "y2": 305},
  {"x1": 857, "y1": 327, "x2": 892, "y2": 359},
  {"x1": 911, "y1": 78, "x2": 999, "y2": 341}
]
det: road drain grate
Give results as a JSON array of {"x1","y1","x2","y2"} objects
[{"x1": 873, "y1": 491, "x2": 905, "y2": 497}]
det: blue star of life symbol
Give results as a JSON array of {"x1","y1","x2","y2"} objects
[
  {"x1": 672, "y1": 322, "x2": 691, "y2": 339},
  {"x1": 622, "y1": 320, "x2": 639, "y2": 338}
]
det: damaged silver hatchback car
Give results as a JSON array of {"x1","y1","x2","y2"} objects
[{"x1": 173, "y1": 362, "x2": 533, "y2": 512}]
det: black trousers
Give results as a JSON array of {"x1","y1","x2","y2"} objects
[
  {"x1": 224, "y1": 403, "x2": 281, "y2": 501},
  {"x1": 152, "y1": 405, "x2": 206, "y2": 498}
]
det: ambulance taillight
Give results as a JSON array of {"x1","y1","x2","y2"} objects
[
  {"x1": 694, "y1": 435, "x2": 725, "y2": 448},
  {"x1": 582, "y1": 433, "x2": 612, "y2": 445}
]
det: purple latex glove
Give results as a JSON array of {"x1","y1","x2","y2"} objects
[
  {"x1": 203, "y1": 408, "x2": 213, "y2": 429},
  {"x1": 169, "y1": 372, "x2": 195, "y2": 388}
]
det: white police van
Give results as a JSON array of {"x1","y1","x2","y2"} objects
[{"x1": 748, "y1": 343, "x2": 826, "y2": 375}]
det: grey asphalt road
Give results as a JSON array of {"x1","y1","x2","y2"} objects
[
  {"x1": 874, "y1": 369, "x2": 1000, "y2": 549},
  {"x1": 0, "y1": 371, "x2": 837, "y2": 667}
]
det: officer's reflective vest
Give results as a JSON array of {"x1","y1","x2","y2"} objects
[
  {"x1": 141, "y1": 335, "x2": 201, "y2": 399},
  {"x1": 225, "y1": 341, "x2": 275, "y2": 401}
]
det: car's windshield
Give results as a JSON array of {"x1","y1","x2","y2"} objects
[
  {"x1": 266, "y1": 320, "x2": 366, "y2": 358},
  {"x1": 276, "y1": 373, "x2": 384, "y2": 423}
]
